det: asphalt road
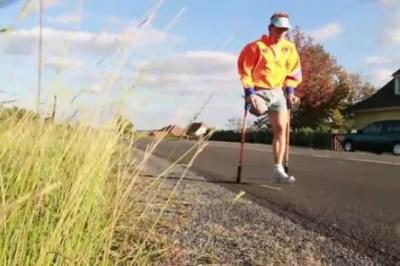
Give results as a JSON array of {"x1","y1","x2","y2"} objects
[{"x1": 135, "y1": 139, "x2": 400, "y2": 264}]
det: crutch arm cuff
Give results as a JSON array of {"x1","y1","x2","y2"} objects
[
  {"x1": 286, "y1": 87, "x2": 295, "y2": 95},
  {"x1": 244, "y1": 87, "x2": 255, "y2": 97}
]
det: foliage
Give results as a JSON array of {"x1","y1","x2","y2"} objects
[
  {"x1": 211, "y1": 127, "x2": 333, "y2": 149},
  {"x1": 115, "y1": 115, "x2": 135, "y2": 137},
  {"x1": 225, "y1": 117, "x2": 243, "y2": 132},
  {"x1": 0, "y1": 106, "x2": 39, "y2": 122},
  {"x1": 0, "y1": 109, "x2": 167, "y2": 264},
  {"x1": 288, "y1": 28, "x2": 376, "y2": 129}
]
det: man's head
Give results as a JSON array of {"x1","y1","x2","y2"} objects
[{"x1": 268, "y1": 12, "x2": 291, "y2": 43}]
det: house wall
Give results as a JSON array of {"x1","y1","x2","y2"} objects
[
  {"x1": 170, "y1": 127, "x2": 185, "y2": 137},
  {"x1": 353, "y1": 110, "x2": 400, "y2": 129}
]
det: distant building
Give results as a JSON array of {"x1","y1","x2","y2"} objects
[
  {"x1": 162, "y1": 125, "x2": 186, "y2": 137},
  {"x1": 149, "y1": 125, "x2": 185, "y2": 138},
  {"x1": 148, "y1": 131, "x2": 168, "y2": 139},
  {"x1": 347, "y1": 69, "x2": 400, "y2": 129},
  {"x1": 186, "y1": 122, "x2": 209, "y2": 137}
]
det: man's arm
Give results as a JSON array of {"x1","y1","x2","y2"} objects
[
  {"x1": 237, "y1": 42, "x2": 259, "y2": 94},
  {"x1": 238, "y1": 42, "x2": 263, "y2": 114},
  {"x1": 284, "y1": 45, "x2": 302, "y2": 106},
  {"x1": 284, "y1": 45, "x2": 302, "y2": 88}
]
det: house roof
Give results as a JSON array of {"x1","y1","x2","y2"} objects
[
  {"x1": 348, "y1": 76, "x2": 400, "y2": 112},
  {"x1": 393, "y1": 69, "x2": 400, "y2": 77},
  {"x1": 186, "y1": 122, "x2": 207, "y2": 135},
  {"x1": 154, "y1": 124, "x2": 185, "y2": 137}
]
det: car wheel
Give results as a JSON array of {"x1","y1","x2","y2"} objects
[
  {"x1": 343, "y1": 141, "x2": 353, "y2": 152},
  {"x1": 393, "y1": 143, "x2": 400, "y2": 155}
]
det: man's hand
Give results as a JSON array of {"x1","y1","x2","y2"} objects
[
  {"x1": 244, "y1": 87, "x2": 256, "y2": 111},
  {"x1": 285, "y1": 87, "x2": 300, "y2": 109},
  {"x1": 245, "y1": 94, "x2": 257, "y2": 107},
  {"x1": 245, "y1": 94, "x2": 266, "y2": 116},
  {"x1": 287, "y1": 93, "x2": 300, "y2": 107}
]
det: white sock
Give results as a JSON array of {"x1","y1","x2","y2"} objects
[{"x1": 274, "y1": 164, "x2": 284, "y2": 171}]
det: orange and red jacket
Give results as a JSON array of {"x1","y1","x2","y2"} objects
[{"x1": 237, "y1": 35, "x2": 302, "y2": 90}]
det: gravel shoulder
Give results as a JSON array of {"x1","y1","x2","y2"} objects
[{"x1": 133, "y1": 149, "x2": 380, "y2": 265}]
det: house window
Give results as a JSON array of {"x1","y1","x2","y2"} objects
[{"x1": 396, "y1": 78, "x2": 400, "y2": 95}]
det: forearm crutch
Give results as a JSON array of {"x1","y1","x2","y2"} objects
[{"x1": 236, "y1": 105, "x2": 250, "y2": 183}]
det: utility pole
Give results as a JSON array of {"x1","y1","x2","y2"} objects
[{"x1": 36, "y1": 0, "x2": 43, "y2": 115}]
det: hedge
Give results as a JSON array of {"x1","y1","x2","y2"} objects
[{"x1": 210, "y1": 129, "x2": 333, "y2": 149}]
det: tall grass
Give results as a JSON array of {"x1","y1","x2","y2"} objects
[
  {"x1": 0, "y1": 0, "x2": 194, "y2": 264},
  {"x1": 0, "y1": 110, "x2": 139, "y2": 265}
]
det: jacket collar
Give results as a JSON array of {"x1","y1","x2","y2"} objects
[{"x1": 260, "y1": 34, "x2": 284, "y2": 46}]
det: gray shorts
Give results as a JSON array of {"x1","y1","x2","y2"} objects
[{"x1": 254, "y1": 89, "x2": 287, "y2": 113}]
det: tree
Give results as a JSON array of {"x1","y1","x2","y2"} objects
[
  {"x1": 328, "y1": 108, "x2": 346, "y2": 129},
  {"x1": 288, "y1": 28, "x2": 341, "y2": 127},
  {"x1": 345, "y1": 73, "x2": 376, "y2": 104},
  {"x1": 225, "y1": 117, "x2": 243, "y2": 132},
  {"x1": 288, "y1": 28, "x2": 376, "y2": 128}
]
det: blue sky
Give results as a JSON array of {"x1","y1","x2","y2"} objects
[{"x1": 0, "y1": 0, "x2": 399, "y2": 129}]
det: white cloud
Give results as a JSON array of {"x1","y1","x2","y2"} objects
[
  {"x1": 1, "y1": 25, "x2": 181, "y2": 56},
  {"x1": 0, "y1": 23, "x2": 183, "y2": 121},
  {"x1": 377, "y1": 0, "x2": 400, "y2": 8},
  {"x1": 308, "y1": 23, "x2": 342, "y2": 42},
  {"x1": 361, "y1": 0, "x2": 400, "y2": 9},
  {"x1": 2, "y1": 27, "x2": 116, "y2": 56},
  {"x1": 44, "y1": 56, "x2": 84, "y2": 71},
  {"x1": 137, "y1": 51, "x2": 239, "y2": 94},
  {"x1": 48, "y1": 13, "x2": 81, "y2": 25},
  {"x1": 367, "y1": 68, "x2": 395, "y2": 86},
  {"x1": 365, "y1": 56, "x2": 393, "y2": 66},
  {"x1": 123, "y1": 51, "x2": 244, "y2": 129},
  {"x1": 379, "y1": 13, "x2": 400, "y2": 46},
  {"x1": 87, "y1": 84, "x2": 104, "y2": 93},
  {"x1": 43, "y1": 0, "x2": 61, "y2": 8},
  {"x1": 363, "y1": 54, "x2": 400, "y2": 86}
]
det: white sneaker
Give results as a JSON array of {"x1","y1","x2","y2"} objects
[{"x1": 271, "y1": 167, "x2": 296, "y2": 184}]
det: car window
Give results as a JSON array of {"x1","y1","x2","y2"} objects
[
  {"x1": 386, "y1": 123, "x2": 400, "y2": 133},
  {"x1": 362, "y1": 123, "x2": 382, "y2": 134}
]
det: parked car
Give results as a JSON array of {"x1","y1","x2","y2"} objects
[{"x1": 342, "y1": 120, "x2": 400, "y2": 155}]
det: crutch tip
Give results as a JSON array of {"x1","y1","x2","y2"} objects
[{"x1": 236, "y1": 165, "x2": 242, "y2": 183}]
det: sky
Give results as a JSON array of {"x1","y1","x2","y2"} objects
[{"x1": 0, "y1": 0, "x2": 399, "y2": 130}]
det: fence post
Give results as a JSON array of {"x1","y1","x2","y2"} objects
[
  {"x1": 331, "y1": 129, "x2": 339, "y2": 152},
  {"x1": 331, "y1": 130, "x2": 344, "y2": 152}
]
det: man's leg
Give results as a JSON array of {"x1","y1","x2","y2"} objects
[
  {"x1": 269, "y1": 110, "x2": 295, "y2": 183},
  {"x1": 269, "y1": 111, "x2": 288, "y2": 165}
]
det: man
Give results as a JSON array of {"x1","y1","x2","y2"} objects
[{"x1": 237, "y1": 12, "x2": 302, "y2": 183}]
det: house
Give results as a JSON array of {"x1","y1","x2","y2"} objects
[
  {"x1": 149, "y1": 131, "x2": 168, "y2": 139},
  {"x1": 149, "y1": 125, "x2": 185, "y2": 138},
  {"x1": 161, "y1": 125, "x2": 186, "y2": 137},
  {"x1": 347, "y1": 69, "x2": 400, "y2": 129},
  {"x1": 186, "y1": 122, "x2": 209, "y2": 137}
]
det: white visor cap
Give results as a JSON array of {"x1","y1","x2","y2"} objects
[{"x1": 271, "y1": 16, "x2": 291, "y2": 29}]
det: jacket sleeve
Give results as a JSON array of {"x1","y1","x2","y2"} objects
[
  {"x1": 284, "y1": 45, "x2": 302, "y2": 88},
  {"x1": 237, "y1": 42, "x2": 259, "y2": 89}
]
